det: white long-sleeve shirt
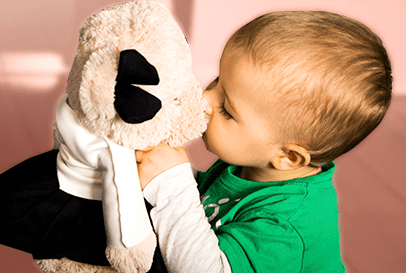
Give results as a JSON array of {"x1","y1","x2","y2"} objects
[{"x1": 143, "y1": 163, "x2": 232, "y2": 273}]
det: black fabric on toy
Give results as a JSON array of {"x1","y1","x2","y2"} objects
[
  {"x1": 0, "y1": 150, "x2": 168, "y2": 272},
  {"x1": 0, "y1": 150, "x2": 110, "y2": 266},
  {"x1": 114, "y1": 49, "x2": 162, "y2": 124}
]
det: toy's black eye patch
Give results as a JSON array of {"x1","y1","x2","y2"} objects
[{"x1": 114, "y1": 49, "x2": 162, "y2": 124}]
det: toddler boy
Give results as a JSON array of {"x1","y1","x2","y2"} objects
[{"x1": 137, "y1": 11, "x2": 392, "y2": 273}]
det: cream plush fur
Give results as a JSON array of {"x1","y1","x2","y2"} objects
[{"x1": 35, "y1": 1, "x2": 207, "y2": 272}]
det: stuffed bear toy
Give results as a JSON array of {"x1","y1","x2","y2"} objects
[{"x1": 0, "y1": 1, "x2": 207, "y2": 273}]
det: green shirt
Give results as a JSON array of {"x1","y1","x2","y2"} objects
[{"x1": 197, "y1": 160, "x2": 345, "y2": 273}]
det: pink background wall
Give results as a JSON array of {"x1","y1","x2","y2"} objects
[{"x1": 1, "y1": 0, "x2": 405, "y2": 272}]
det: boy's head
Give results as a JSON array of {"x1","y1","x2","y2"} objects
[{"x1": 204, "y1": 11, "x2": 392, "y2": 170}]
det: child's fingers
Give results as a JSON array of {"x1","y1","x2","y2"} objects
[
  {"x1": 135, "y1": 143, "x2": 188, "y2": 189},
  {"x1": 135, "y1": 150, "x2": 145, "y2": 163},
  {"x1": 135, "y1": 143, "x2": 188, "y2": 166},
  {"x1": 134, "y1": 146, "x2": 155, "y2": 163}
]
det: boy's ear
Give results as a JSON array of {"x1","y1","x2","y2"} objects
[{"x1": 271, "y1": 144, "x2": 311, "y2": 171}]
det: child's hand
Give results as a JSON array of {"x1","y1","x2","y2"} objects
[{"x1": 135, "y1": 143, "x2": 189, "y2": 190}]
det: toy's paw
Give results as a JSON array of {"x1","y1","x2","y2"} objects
[{"x1": 106, "y1": 231, "x2": 157, "y2": 273}]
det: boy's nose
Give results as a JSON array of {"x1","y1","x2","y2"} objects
[{"x1": 203, "y1": 90, "x2": 213, "y2": 116}]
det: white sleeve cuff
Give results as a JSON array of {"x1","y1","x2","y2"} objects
[{"x1": 143, "y1": 163, "x2": 195, "y2": 207}]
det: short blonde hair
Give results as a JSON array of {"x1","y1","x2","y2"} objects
[{"x1": 229, "y1": 11, "x2": 392, "y2": 166}]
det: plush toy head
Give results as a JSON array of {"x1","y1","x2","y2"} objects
[{"x1": 65, "y1": 1, "x2": 207, "y2": 150}]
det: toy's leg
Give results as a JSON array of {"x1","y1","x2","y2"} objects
[
  {"x1": 35, "y1": 258, "x2": 118, "y2": 273},
  {"x1": 34, "y1": 258, "x2": 63, "y2": 273},
  {"x1": 59, "y1": 257, "x2": 117, "y2": 273},
  {"x1": 106, "y1": 231, "x2": 156, "y2": 273}
]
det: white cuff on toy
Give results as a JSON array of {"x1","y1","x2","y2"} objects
[{"x1": 102, "y1": 137, "x2": 153, "y2": 249}]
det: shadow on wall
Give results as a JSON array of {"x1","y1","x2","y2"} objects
[
  {"x1": 334, "y1": 96, "x2": 406, "y2": 273},
  {"x1": 0, "y1": 51, "x2": 68, "y2": 173}
]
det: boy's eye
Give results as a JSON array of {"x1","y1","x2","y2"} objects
[{"x1": 219, "y1": 104, "x2": 233, "y2": 119}]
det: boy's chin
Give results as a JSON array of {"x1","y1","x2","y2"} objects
[{"x1": 202, "y1": 133, "x2": 211, "y2": 152}]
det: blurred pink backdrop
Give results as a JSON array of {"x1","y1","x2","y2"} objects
[{"x1": 1, "y1": 0, "x2": 405, "y2": 272}]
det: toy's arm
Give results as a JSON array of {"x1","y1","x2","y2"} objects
[{"x1": 143, "y1": 163, "x2": 232, "y2": 273}]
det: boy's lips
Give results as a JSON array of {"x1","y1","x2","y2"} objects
[{"x1": 205, "y1": 114, "x2": 210, "y2": 125}]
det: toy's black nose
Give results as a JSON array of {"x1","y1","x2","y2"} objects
[{"x1": 114, "y1": 49, "x2": 162, "y2": 124}]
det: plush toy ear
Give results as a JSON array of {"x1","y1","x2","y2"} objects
[{"x1": 114, "y1": 49, "x2": 162, "y2": 124}]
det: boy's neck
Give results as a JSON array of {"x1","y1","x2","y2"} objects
[{"x1": 239, "y1": 165, "x2": 322, "y2": 182}]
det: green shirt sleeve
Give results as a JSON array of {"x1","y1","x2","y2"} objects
[{"x1": 217, "y1": 211, "x2": 304, "y2": 273}]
